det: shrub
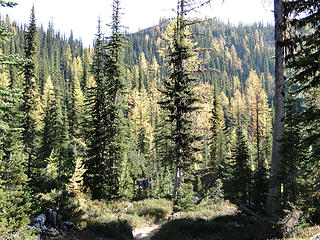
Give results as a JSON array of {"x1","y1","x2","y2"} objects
[
  {"x1": 0, "y1": 180, "x2": 35, "y2": 238},
  {"x1": 176, "y1": 182, "x2": 195, "y2": 210},
  {"x1": 131, "y1": 199, "x2": 173, "y2": 221}
]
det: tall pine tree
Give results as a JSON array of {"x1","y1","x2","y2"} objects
[
  {"x1": 84, "y1": 20, "x2": 109, "y2": 199},
  {"x1": 21, "y1": 6, "x2": 40, "y2": 179},
  {"x1": 0, "y1": 3, "x2": 33, "y2": 236},
  {"x1": 159, "y1": 0, "x2": 211, "y2": 200},
  {"x1": 103, "y1": 0, "x2": 129, "y2": 199},
  {"x1": 85, "y1": 0, "x2": 129, "y2": 199}
]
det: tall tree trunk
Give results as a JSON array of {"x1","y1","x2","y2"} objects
[
  {"x1": 265, "y1": 0, "x2": 286, "y2": 215},
  {"x1": 173, "y1": 165, "x2": 182, "y2": 200}
]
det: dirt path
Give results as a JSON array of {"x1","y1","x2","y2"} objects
[{"x1": 133, "y1": 224, "x2": 161, "y2": 240}]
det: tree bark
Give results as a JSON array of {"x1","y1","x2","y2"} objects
[{"x1": 265, "y1": 0, "x2": 286, "y2": 215}]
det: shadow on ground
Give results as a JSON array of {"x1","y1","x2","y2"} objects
[
  {"x1": 151, "y1": 213, "x2": 275, "y2": 240},
  {"x1": 85, "y1": 220, "x2": 134, "y2": 240}
]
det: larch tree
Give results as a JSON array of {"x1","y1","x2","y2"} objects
[
  {"x1": 129, "y1": 88, "x2": 152, "y2": 178},
  {"x1": 69, "y1": 57, "x2": 85, "y2": 139},
  {"x1": 246, "y1": 70, "x2": 269, "y2": 162}
]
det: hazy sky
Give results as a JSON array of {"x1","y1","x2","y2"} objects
[{"x1": 0, "y1": 0, "x2": 274, "y2": 46}]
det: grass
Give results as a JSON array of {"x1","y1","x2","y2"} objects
[{"x1": 174, "y1": 199, "x2": 237, "y2": 220}]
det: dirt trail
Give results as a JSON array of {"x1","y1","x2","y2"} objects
[{"x1": 133, "y1": 224, "x2": 161, "y2": 240}]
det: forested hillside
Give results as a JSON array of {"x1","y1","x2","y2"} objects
[
  {"x1": 0, "y1": 0, "x2": 319, "y2": 239},
  {"x1": 125, "y1": 19, "x2": 275, "y2": 98}
]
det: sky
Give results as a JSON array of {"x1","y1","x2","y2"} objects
[{"x1": 0, "y1": 0, "x2": 274, "y2": 47}]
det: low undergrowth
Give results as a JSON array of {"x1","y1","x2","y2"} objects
[
  {"x1": 32, "y1": 194, "x2": 320, "y2": 240},
  {"x1": 69, "y1": 197, "x2": 173, "y2": 239}
]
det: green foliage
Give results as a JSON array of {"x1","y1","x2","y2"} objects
[
  {"x1": 131, "y1": 198, "x2": 173, "y2": 221},
  {"x1": 159, "y1": 6, "x2": 202, "y2": 199},
  {"x1": 210, "y1": 82, "x2": 226, "y2": 169},
  {"x1": 21, "y1": 6, "x2": 40, "y2": 179},
  {"x1": 227, "y1": 126, "x2": 252, "y2": 204},
  {"x1": 285, "y1": 1, "x2": 320, "y2": 93},
  {"x1": 0, "y1": 15, "x2": 34, "y2": 236},
  {"x1": 0, "y1": 89, "x2": 33, "y2": 239},
  {"x1": 176, "y1": 182, "x2": 195, "y2": 210},
  {"x1": 85, "y1": 1, "x2": 130, "y2": 200},
  {"x1": 84, "y1": 21, "x2": 109, "y2": 199},
  {"x1": 251, "y1": 163, "x2": 268, "y2": 210},
  {"x1": 284, "y1": 1, "x2": 320, "y2": 219},
  {"x1": 150, "y1": 166, "x2": 173, "y2": 199},
  {"x1": 0, "y1": 179, "x2": 33, "y2": 238},
  {"x1": 206, "y1": 179, "x2": 224, "y2": 205}
]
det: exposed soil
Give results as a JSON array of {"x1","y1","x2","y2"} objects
[{"x1": 133, "y1": 224, "x2": 161, "y2": 240}]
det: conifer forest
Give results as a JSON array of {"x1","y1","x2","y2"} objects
[{"x1": 0, "y1": 0, "x2": 319, "y2": 239}]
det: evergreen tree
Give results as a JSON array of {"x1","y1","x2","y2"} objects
[
  {"x1": 84, "y1": 20, "x2": 108, "y2": 199},
  {"x1": 159, "y1": 0, "x2": 210, "y2": 200},
  {"x1": 280, "y1": 96, "x2": 308, "y2": 206},
  {"x1": 284, "y1": 1, "x2": 320, "y2": 215},
  {"x1": 0, "y1": 85, "x2": 33, "y2": 237},
  {"x1": 38, "y1": 77, "x2": 73, "y2": 190},
  {"x1": 0, "y1": 4, "x2": 33, "y2": 235},
  {"x1": 209, "y1": 81, "x2": 225, "y2": 170},
  {"x1": 21, "y1": 6, "x2": 40, "y2": 178},
  {"x1": 285, "y1": 1, "x2": 320, "y2": 93},
  {"x1": 228, "y1": 123, "x2": 251, "y2": 205},
  {"x1": 85, "y1": 2, "x2": 129, "y2": 199},
  {"x1": 39, "y1": 77, "x2": 62, "y2": 162},
  {"x1": 103, "y1": 0, "x2": 129, "y2": 199}
]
